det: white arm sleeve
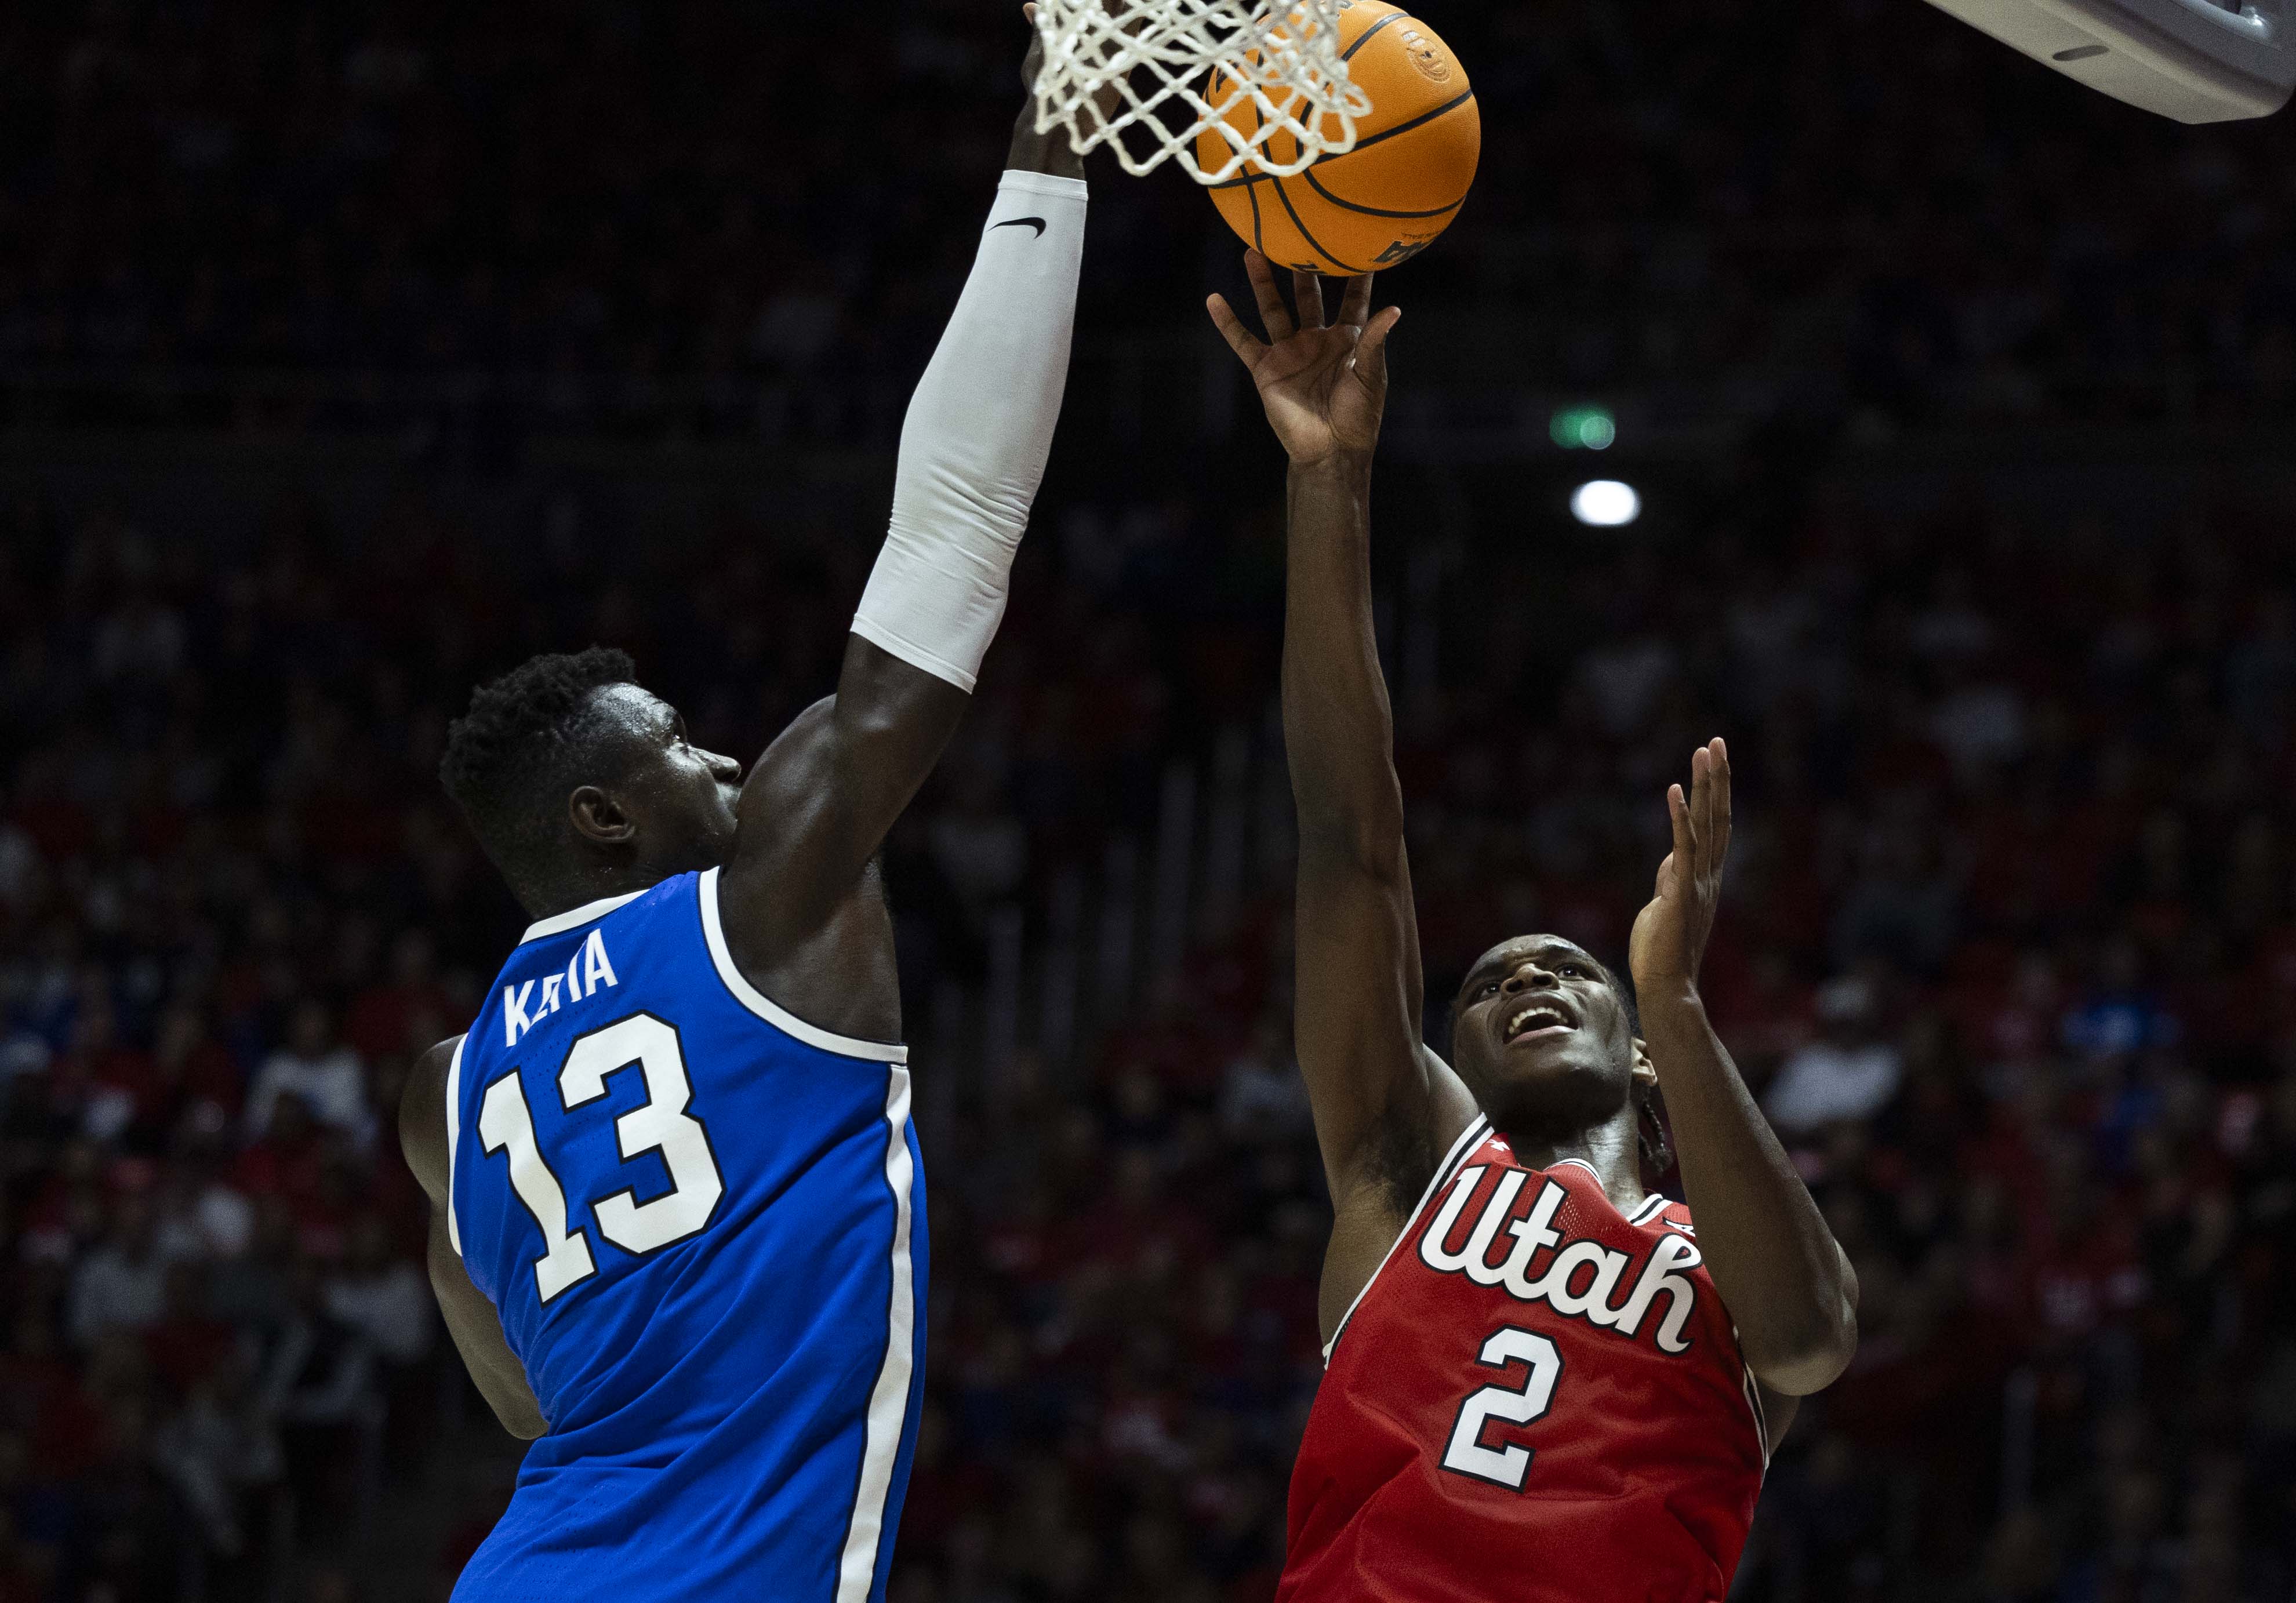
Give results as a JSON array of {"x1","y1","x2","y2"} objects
[{"x1": 850, "y1": 169, "x2": 1088, "y2": 692}]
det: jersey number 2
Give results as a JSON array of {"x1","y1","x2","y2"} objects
[
  {"x1": 478, "y1": 1013, "x2": 725, "y2": 1302},
  {"x1": 1441, "y1": 1326, "x2": 1564, "y2": 1491}
]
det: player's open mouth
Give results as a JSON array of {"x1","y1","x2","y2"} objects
[{"x1": 1503, "y1": 1002, "x2": 1576, "y2": 1045}]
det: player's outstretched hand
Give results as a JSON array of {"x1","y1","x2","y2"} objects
[
  {"x1": 1207, "y1": 250, "x2": 1400, "y2": 468},
  {"x1": 1629, "y1": 737, "x2": 1732, "y2": 1003}
]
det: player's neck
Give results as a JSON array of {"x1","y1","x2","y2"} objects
[
  {"x1": 517, "y1": 862, "x2": 673, "y2": 926},
  {"x1": 1493, "y1": 1111, "x2": 1647, "y2": 1216}
]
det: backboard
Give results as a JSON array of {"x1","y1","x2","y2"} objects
[{"x1": 1923, "y1": 0, "x2": 2292, "y2": 121}]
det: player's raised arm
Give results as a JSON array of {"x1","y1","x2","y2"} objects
[
  {"x1": 1627, "y1": 740, "x2": 1860, "y2": 1396},
  {"x1": 1208, "y1": 254, "x2": 1476, "y2": 1333},
  {"x1": 718, "y1": 12, "x2": 1087, "y2": 993}
]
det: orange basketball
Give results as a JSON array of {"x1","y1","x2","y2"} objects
[{"x1": 1200, "y1": 2, "x2": 1480, "y2": 275}]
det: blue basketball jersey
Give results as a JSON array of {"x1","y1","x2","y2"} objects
[{"x1": 444, "y1": 867, "x2": 925, "y2": 1603}]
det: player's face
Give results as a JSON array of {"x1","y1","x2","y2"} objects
[
  {"x1": 1449, "y1": 936, "x2": 1639, "y2": 1134},
  {"x1": 591, "y1": 685, "x2": 743, "y2": 873}
]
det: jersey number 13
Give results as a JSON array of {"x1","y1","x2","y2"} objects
[{"x1": 478, "y1": 1012, "x2": 725, "y2": 1301}]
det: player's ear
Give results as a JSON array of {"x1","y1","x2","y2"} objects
[
  {"x1": 568, "y1": 784, "x2": 638, "y2": 848},
  {"x1": 1629, "y1": 1038, "x2": 1657, "y2": 1086}
]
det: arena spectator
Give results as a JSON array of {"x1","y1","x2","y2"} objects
[
  {"x1": 246, "y1": 1002, "x2": 374, "y2": 1153},
  {"x1": 1763, "y1": 973, "x2": 1906, "y2": 1135}
]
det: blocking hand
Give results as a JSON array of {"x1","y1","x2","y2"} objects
[{"x1": 1207, "y1": 250, "x2": 1399, "y2": 467}]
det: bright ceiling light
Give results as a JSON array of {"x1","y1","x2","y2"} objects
[{"x1": 1570, "y1": 480, "x2": 1641, "y2": 528}]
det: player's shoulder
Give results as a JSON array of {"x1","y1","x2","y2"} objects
[{"x1": 1623, "y1": 1189, "x2": 1695, "y2": 1237}]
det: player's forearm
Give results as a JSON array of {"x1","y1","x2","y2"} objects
[
  {"x1": 849, "y1": 170, "x2": 1085, "y2": 694},
  {"x1": 1282, "y1": 452, "x2": 1408, "y2": 871},
  {"x1": 428, "y1": 1220, "x2": 548, "y2": 1439},
  {"x1": 1637, "y1": 988, "x2": 1858, "y2": 1395},
  {"x1": 1007, "y1": 99, "x2": 1088, "y2": 180}
]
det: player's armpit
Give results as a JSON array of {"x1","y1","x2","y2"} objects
[
  {"x1": 1291, "y1": 848, "x2": 1474, "y2": 1187},
  {"x1": 401, "y1": 1038, "x2": 549, "y2": 1442}
]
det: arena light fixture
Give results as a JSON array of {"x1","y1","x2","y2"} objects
[
  {"x1": 1921, "y1": 0, "x2": 2293, "y2": 122},
  {"x1": 1571, "y1": 481, "x2": 1641, "y2": 528},
  {"x1": 1550, "y1": 407, "x2": 1617, "y2": 451}
]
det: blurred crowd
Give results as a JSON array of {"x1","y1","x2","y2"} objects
[
  {"x1": 3, "y1": 1, "x2": 2296, "y2": 1602},
  {"x1": 4, "y1": 0, "x2": 2295, "y2": 436},
  {"x1": 5, "y1": 468, "x2": 2295, "y2": 1601}
]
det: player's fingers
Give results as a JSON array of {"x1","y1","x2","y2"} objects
[
  {"x1": 1710, "y1": 737, "x2": 1733, "y2": 870},
  {"x1": 1687, "y1": 748, "x2": 1710, "y2": 854},
  {"x1": 1243, "y1": 252, "x2": 1294, "y2": 341},
  {"x1": 1336, "y1": 272, "x2": 1374, "y2": 329},
  {"x1": 1356, "y1": 306, "x2": 1401, "y2": 384},
  {"x1": 1667, "y1": 782, "x2": 1694, "y2": 875},
  {"x1": 1292, "y1": 267, "x2": 1325, "y2": 329},
  {"x1": 1205, "y1": 295, "x2": 1266, "y2": 366}
]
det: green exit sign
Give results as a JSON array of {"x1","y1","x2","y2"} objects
[{"x1": 1550, "y1": 407, "x2": 1616, "y2": 450}]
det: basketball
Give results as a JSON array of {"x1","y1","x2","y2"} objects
[{"x1": 1199, "y1": 2, "x2": 1480, "y2": 274}]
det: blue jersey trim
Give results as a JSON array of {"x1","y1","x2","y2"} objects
[{"x1": 696, "y1": 866, "x2": 909, "y2": 1064}]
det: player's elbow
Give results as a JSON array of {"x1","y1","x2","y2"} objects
[
  {"x1": 494, "y1": 1394, "x2": 550, "y2": 1441},
  {"x1": 1745, "y1": 1296, "x2": 1859, "y2": 1397}
]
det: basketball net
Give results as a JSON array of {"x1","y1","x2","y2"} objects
[{"x1": 1030, "y1": 0, "x2": 1371, "y2": 184}]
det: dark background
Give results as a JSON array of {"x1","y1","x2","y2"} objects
[{"x1": 3, "y1": 1, "x2": 2295, "y2": 1600}]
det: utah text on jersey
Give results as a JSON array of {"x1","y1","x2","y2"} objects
[{"x1": 1416, "y1": 1164, "x2": 1705, "y2": 1353}]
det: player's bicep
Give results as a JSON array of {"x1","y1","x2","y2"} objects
[
  {"x1": 726, "y1": 638, "x2": 968, "y2": 948},
  {"x1": 427, "y1": 1215, "x2": 548, "y2": 1441},
  {"x1": 1292, "y1": 850, "x2": 1458, "y2": 1190}
]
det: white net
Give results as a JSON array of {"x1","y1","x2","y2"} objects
[{"x1": 1030, "y1": 0, "x2": 1371, "y2": 184}]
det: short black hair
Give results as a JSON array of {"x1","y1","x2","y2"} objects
[{"x1": 439, "y1": 647, "x2": 639, "y2": 892}]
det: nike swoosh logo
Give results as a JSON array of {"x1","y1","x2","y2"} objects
[{"x1": 991, "y1": 216, "x2": 1047, "y2": 237}]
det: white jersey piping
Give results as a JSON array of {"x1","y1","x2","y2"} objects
[
  {"x1": 834, "y1": 1067, "x2": 920, "y2": 1603},
  {"x1": 697, "y1": 867, "x2": 909, "y2": 1063},
  {"x1": 444, "y1": 1035, "x2": 466, "y2": 1257},
  {"x1": 519, "y1": 888, "x2": 647, "y2": 944}
]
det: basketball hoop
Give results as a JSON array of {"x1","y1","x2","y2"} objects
[
  {"x1": 1029, "y1": 0, "x2": 1372, "y2": 184},
  {"x1": 1921, "y1": 0, "x2": 2292, "y2": 121}
]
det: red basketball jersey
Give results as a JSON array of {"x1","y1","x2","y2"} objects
[{"x1": 1278, "y1": 1115, "x2": 1767, "y2": 1603}]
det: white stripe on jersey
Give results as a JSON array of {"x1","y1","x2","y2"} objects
[
  {"x1": 444, "y1": 1035, "x2": 466, "y2": 1257},
  {"x1": 698, "y1": 867, "x2": 909, "y2": 1064},
  {"x1": 836, "y1": 1067, "x2": 920, "y2": 1603},
  {"x1": 1629, "y1": 1192, "x2": 1673, "y2": 1226},
  {"x1": 518, "y1": 887, "x2": 646, "y2": 944}
]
